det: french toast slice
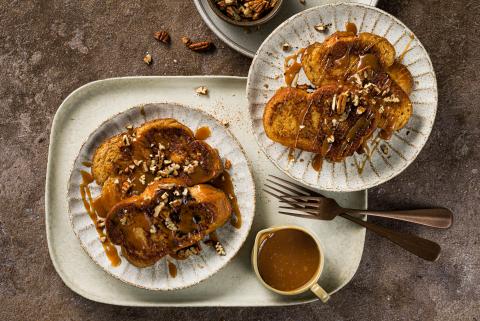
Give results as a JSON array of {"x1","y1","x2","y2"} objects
[
  {"x1": 263, "y1": 69, "x2": 412, "y2": 162},
  {"x1": 264, "y1": 85, "x2": 377, "y2": 162},
  {"x1": 301, "y1": 31, "x2": 397, "y2": 87},
  {"x1": 105, "y1": 178, "x2": 232, "y2": 267},
  {"x1": 387, "y1": 61, "x2": 414, "y2": 95},
  {"x1": 91, "y1": 119, "x2": 223, "y2": 216}
]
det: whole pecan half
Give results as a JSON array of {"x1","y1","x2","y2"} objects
[
  {"x1": 154, "y1": 31, "x2": 170, "y2": 44},
  {"x1": 181, "y1": 37, "x2": 214, "y2": 52}
]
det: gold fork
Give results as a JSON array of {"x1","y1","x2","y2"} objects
[{"x1": 264, "y1": 175, "x2": 449, "y2": 261}]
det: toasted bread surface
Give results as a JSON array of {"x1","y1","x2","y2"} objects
[
  {"x1": 91, "y1": 118, "x2": 223, "y2": 216},
  {"x1": 301, "y1": 31, "x2": 396, "y2": 87},
  {"x1": 263, "y1": 69, "x2": 412, "y2": 161},
  {"x1": 387, "y1": 61, "x2": 414, "y2": 95},
  {"x1": 105, "y1": 178, "x2": 231, "y2": 267}
]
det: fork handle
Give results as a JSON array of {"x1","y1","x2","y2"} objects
[
  {"x1": 340, "y1": 214, "x2": 441, "y2": 261},
  {"x1": 345, "y1": 208, "x2": 453, "y2": 229}
]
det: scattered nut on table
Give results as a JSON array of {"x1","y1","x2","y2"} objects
[
  {"x1": 182, "y1": 37, "x2": 214, "y2": 52},
  {"x1": 143, "y1": 53, "x2": 152, "y2": 65},
  {"x1": 195, "y1": 86, "x2": 208, "y2": 95}
]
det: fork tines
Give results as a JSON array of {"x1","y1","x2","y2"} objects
[
  {"x1": 263, "y1": 175, "x2": 323, "y2": 199},
  {"x1": 263, "y1": 175, "x2": 323, "y2": 219},
  {"x1": 266, "y1": 175, "x2": 317, "y2": 196}
]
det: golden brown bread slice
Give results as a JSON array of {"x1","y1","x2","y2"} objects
[
  {"x1": 263, "y1": 69, "x2": 412, "y2": 162},
  {"x1": 264, "y1": 85, "x2": 377, "y2": 162},
  {"x1": 356, "y1": 68, "x2": 413, "y2": 135},
  {"x1": 92, "y1": 119, "x2": 222, "y2": 185},
  {"x1": 105, "y1": 178, "x2": 232, "y2": 267},
  {"x1": 387, "y1": 61, "x2": 414, "y2": 95},
  {"x1": 301, "y1": 31, "x2": 397, "y2": 87},
  {"x1": 91, "y1": 119, "x2": 223, "y2": 216}
]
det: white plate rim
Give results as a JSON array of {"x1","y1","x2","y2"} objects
[
  {"x1": 246, "y1": 3, "x2": 438, "y2": 192},
  {"x1": 66, "y1": 102, "x2": 256, "y2": 291}
]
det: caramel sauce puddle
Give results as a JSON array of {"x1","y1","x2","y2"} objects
[{"x1": 79, "y1": 170, "x2": 121, "y2": 267}]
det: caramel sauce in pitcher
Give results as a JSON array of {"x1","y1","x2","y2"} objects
[{"x1": 257, "y1": 229, "x2": 320, "y2": 292}]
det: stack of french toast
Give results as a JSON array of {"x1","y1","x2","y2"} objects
[
  {"x1": 263, "y1": 25, "x2": 414, "y2": 165},
  {"x1": 90, "y1": 119, "x2": 231, "y2": 267}
]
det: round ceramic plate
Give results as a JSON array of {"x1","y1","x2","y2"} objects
[
  {"x1": 67, "y1": 103, "x2": 255, "y2": 290},
  {"x1": 193, "y1": 0, "x2": 378, "y2": 58},
  {"x1": 247, "y1": 3, "x2": 437, "y2": 192}
]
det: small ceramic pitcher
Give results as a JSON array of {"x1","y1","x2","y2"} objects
[{"x1": 251, "y1": 225, "x2": 330, "y2": 303}]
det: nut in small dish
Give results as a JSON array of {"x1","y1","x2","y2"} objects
[{"x1": 207, "y1": 0, "x2": 283, "y2": 27}]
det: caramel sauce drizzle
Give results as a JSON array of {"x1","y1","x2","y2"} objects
[
  {"x1": 209, "y1": 231, "x2": 219, "y2": 243},
  {"x1": 285, "y1": 22, "x2": 408, "y2": 174},
  {"x1": 397, "y1": 34, "x2": 415, "y2": 63},
  {"x1": 288, "y1": 148, "x2": 295, "y2": 162},
  {"x1": 294, "y1": 99, "x2": 314, "y2": 151},
  {"x1": 211, "y1": 171, "x2": 242, "y2": 229},
  {"x1": 203, "y1": 231, "x2": 221, "y2": 252},
  {"x1": 79, "y1": 170, "x2": 121, "y2": 267},
  {"x1": 353, "y1": 133, "x2": 382, "y2": 175},
  {"x1": 284, "y1": 48, "x2": 306, "y2": 87},
  {"x1": 345, "y1": 22, "x2": 358, "y2": 35},
  {"x1": 195, "y1": 126, "x2": 211, "y2": 140},
  {"x1": 284, "y1": 48, "x2": 314, "y2": 160},
  {"x1": 168, "y1": 261, "x2": 177, "y2": 278},
  {"x1": 284, "y1": 62, "x2": 302, "y2": 87},
  {"x1": 311, "y1": 154, "x2": 323, "y2": 172}
]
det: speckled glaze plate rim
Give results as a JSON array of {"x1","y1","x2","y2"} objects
[
  {"x1": 66, "y1": 102, "x2": 256, "y2": 291},
  {"x1": 193, "y1": 0, "x2": 378, "y2": 58},
  {"x1": 247, "y1": 3, "x2": 438, "y2": 192}
]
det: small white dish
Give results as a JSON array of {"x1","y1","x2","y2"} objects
[
  {"x1": 67, "y1": 102, "x2": 256, "y2": 291},
  {"x1": 193, "y1": 0, "x2": 378, "y2": 58},
  {"x1": 247, "y1": 3, "x2": 438, "y2": 192}
]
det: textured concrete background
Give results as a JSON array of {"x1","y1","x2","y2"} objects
[{"x1": 0, "y1": 0, "x2": 479, "y2": 320}]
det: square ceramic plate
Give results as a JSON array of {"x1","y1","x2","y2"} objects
[{"x1": 45, "y1": 76, "x2": 367, "y2": 306}]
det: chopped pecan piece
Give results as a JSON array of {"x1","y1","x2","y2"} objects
[
  {"x1": 314, "y1": 23, "x2": 332, "y2": 32},
  {"x1": 143, "y1": 53, "x2": 152, "y2": 65},
  {"x1": 181, "y1": 36, "x2": 192, "y2": 46}
]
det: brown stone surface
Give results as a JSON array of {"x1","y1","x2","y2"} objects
[{"x1": 0, "y1": 0, "x2": 479, "y2": 320}]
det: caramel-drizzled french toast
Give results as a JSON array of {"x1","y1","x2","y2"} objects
[
  {"x1": 105, "y1": 178, "x2": 232, "y2": 267},
  {"x1": 263, "y1": 23, "x2": 414, "y2": 166},
  {"x1": 301, "y1": 31, "x2": 397, "y2": 87},
  {"x1": 91, "y1": 119, "x2": 223, "y2": 216},
  {"x1": 264, "y1": 68, "x2": 412, "y2": 162}
]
